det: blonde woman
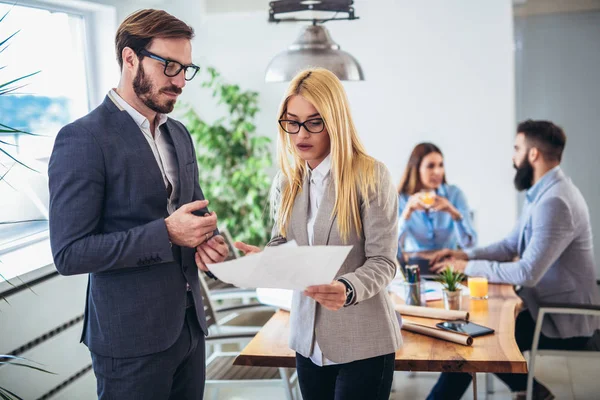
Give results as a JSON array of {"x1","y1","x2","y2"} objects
[{"x1": 235, "y1": 68, "x2": 402, "y2": 400}]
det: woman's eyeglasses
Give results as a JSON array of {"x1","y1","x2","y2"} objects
[{"x1": 278, "y1": 118, "x2": 325, "y2": 134}]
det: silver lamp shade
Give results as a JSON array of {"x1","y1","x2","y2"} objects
[{"x1": 265, "y1": 25, "x2": 364, "y2": 82}]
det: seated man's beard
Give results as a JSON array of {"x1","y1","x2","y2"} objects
[
  {"x1": 513, "y1": 158, "x2": 534, "y2": 191},
  {"x1": 133, "y1": 64, "x2": 177, "y2": 114}
]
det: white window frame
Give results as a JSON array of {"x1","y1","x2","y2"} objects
[{"x1": 0, "y1": 0, "x2": 117, "y2": 282}]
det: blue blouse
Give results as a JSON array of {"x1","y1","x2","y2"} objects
[{"x1": 398, "y1": 184, "x2": 477, "y2": 254}]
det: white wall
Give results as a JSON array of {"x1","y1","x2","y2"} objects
[
  {"x1": 163, "y1": 0, "x2": 518, "y2": 246},
  {"x1": 78, "y1": 0, "x2": 518, "y2": 246}
]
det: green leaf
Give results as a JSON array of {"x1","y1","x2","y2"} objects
[
  {"x1": 0, "y1": 70, "x2": 40, "y2": 91},
  {"x1": 0, "y1": 30, "x2": 18, "y2": 49},
  {"x1": 0, "y1": 361, "x2": 56, "y2": 374}
]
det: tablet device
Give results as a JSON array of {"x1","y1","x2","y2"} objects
[{"x1": 435, "y1": 320, "x2": 495, "y2": 337}]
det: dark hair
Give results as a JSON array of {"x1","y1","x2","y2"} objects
[
  {"x1": 517, "y1": 119, "x2": 566, "y2": 162},
  {"x1": 115, "y1": 9, "x2": 194, "y2": 70},
  {"x1": 398, "y1": 143, "x2": 446, "y2": 195}
]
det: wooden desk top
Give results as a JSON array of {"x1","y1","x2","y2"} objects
[{"x1": 234, "y1": 284, "x2": 527, "y2": 374}]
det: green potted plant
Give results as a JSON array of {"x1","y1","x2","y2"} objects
[
  {"x1": 182, "y1": 67, "x2": 273, "y2": 246},
  {"x1": 436, "y1": 266, "x2": 465, "y2": 310}
]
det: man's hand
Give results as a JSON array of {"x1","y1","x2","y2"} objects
[
  {"x1": 164, "y1": 200, "x2": 217, "y2": 248},
  {"x1": 429, "y1": 248, "x2": 468, "y2": 266},
  {"x1": 431, "y1": 258, "x2": 468, "y2": 274},
  {"x1": 234, "y1": 241, "x2": 262, "y2": 256},
  {"x1": 304, "y1": 281, "x2": 347, "y2": 311},
  {"x1": 195, "y1": 235, "x2": 229, "y2": 272}
]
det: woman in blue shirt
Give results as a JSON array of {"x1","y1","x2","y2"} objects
[{"x1": 398, "y1": 143, "x2": 477, "y2": 261}]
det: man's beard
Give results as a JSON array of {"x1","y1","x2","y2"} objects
[
  {"x1": 513, "y1": 158, "x2": 534, "y2": 191},
  {"x1": 133, "y1": 63, "x2": 181, "y2": 114}
]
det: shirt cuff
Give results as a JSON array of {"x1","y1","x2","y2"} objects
[
  {"x1": 464, "y1": 248, "x2": 477, "y2": 260},
  {"x1": 464, "y1": 259, "x2": 490, "y2": 278}
]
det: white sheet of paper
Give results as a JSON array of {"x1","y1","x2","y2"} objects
[{"x1": 206, "y1": 240, "x2": 353, "y2": 290}]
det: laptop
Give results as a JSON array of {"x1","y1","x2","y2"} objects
[{"x1": 398, "y1": 256, "x2": 437, "y2": 279}]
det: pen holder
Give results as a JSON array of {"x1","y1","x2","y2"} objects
[{"x1": 402, "y1": 280, "x2": 426, "y2": 306}]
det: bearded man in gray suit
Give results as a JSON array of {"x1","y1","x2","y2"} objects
[{"x1": 428, "y1": 120, "x2": 600, "y2": 400}]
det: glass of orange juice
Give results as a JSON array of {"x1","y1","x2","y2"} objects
[
  {"x1": 468, "y1": 276, "x2": 488, "y2": 300},
  {"x1": 419, "y1": 190, "x2": 436, "y2": 209}
]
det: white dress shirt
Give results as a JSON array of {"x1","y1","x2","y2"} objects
[
  {"x1": 306, "y1": 154, "x2": 338, "y2": 366},
  {"x1": 109, "y1": 89, "x2": 179, "y2": 214}
]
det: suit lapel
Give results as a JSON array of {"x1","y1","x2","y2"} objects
[
  {"x1": 517, "y1": 171, "x2": 564, "y2": 255},
  {"x1": 313, "y1": 179, "x2": 336, "y2": 246},
  {"x1": 104, "y1": 96, "x2": 167, "y2": 196},
  {"x1": 291, "y1": 176, "x2": 310, "y2": 246},
  {"x1": 163, "y1": 120, "x2": 188, "y2": 208}
]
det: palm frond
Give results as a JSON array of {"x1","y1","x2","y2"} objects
[
  {"x1": 0, "y1": 146, "x2": 38, "y2": 172},
  {"x1": 0, "y1": 361, "x2": 56, "y2": 374},
  {"x1": 0, "y1": 70, "x2": 40, "y2": 91},
  {"x1": 0, "y1": 30, "x2": 18, "y2": 49},
  {"x1": 0, "y1": 386, "x2": 24, "y2": 400},
  {"x1": 0, "y1": 123, "x2": 39, "y2": 136}
]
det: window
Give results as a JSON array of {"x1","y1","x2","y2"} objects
[{"x1": 0, "y1": 0, "x2": 116, "y2": 281}]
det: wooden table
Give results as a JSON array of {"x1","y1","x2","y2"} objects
[{"x1": 234, "y1": 284, "x2": 527, "y2": 397}]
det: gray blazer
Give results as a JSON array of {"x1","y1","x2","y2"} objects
[
  {"x1": 268, "y1": 161, "x2": 402, "y2": 363},
  {"x1": 467, "y1": 167, "x2": 600, "y2": 338},
  {"x1": 49, "y1": 96, "x2": 209, "y2": 358}
]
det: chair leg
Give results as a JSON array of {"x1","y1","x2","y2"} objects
[
  {"x1": 472, "y1": 372, "x2": 478, "y2": 400},
  {"x1": 279, "y1": 368, "x2": 294, "y2": 400},
  {"x1": 526, "y1": 352, "x2": 537, "y2": 400},
  {"x1": 527, "y1": 311, "x2": 545, "y2": 400},
  {"x1": 486, "y1": 373, "x2": 495, "y2": 396}
]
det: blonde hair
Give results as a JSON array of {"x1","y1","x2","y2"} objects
[{"x1": 273, "y1": 68, "x2": 378, "y2": 242}]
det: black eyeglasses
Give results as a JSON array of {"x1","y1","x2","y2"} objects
[
  {"x1": 139, "y1": 49, "x2": 200, "y2": 81},
  {"x1": 279, "y1": 118, "x2": 325, "y2": 134}
]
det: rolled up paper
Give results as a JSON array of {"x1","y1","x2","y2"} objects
[
  {"x1": 402, "y1": 321, "x2": 473, "y2": 346},
  {"x1": 395, "y1": 304, "x2": 469, "y2": 321}
]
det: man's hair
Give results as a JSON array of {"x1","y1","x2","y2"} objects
[
  {"x1": 517, "y1": 119, "x2": 567, "y2": 162},
  {"x1": 115, "y1": 9, "x2": 194, "y2": 70}
]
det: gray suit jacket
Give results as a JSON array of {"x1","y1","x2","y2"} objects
[
  {"x1": 466, "y1": 167, "x2": 600, "y2": 338},
  {"x1": 49, "y1": 96, "x2": 209, "y2": 358},
  {"x1": 268, "y1": 161, "x2": 402, "y2": 363}
]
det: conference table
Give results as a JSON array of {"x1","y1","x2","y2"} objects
[{"x1": 234, "y1": 283, "x2": 527, "y2": 399}]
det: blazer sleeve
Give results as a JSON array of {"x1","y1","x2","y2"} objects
[
  {"x1": 465, "y1": 197, "x2": 576, "y2": 286},
  {"x1": 49, "y1": 123, "x2": 174, "y2": 276},
  {"x1": 339, "y1": 163, "x2": 399, "y2": 304}
]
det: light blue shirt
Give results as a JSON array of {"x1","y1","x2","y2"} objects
[{"x1": 398, "y1": 184, "x2": 477, "y2": 254}]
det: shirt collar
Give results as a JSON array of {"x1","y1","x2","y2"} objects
[
  {"x1": 308, "y1": 153, "x2": 332, "y2": 184},
  {"x1": 526, "y1": 165, "x2": 561, "y2": 203},
  {"x1": 109, "y1": 89, "x2": 168, "y2": 131}
]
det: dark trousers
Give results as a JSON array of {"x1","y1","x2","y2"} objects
[
  {"x1": 296, "y1": 352, "x2": 395, "y2": 400},
  {"x1": 91, "y1": 302, "x2": 205, "y2": 400},
  {"x1": 427, "y1": 310, "x2": 590, "y2": 400}
]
